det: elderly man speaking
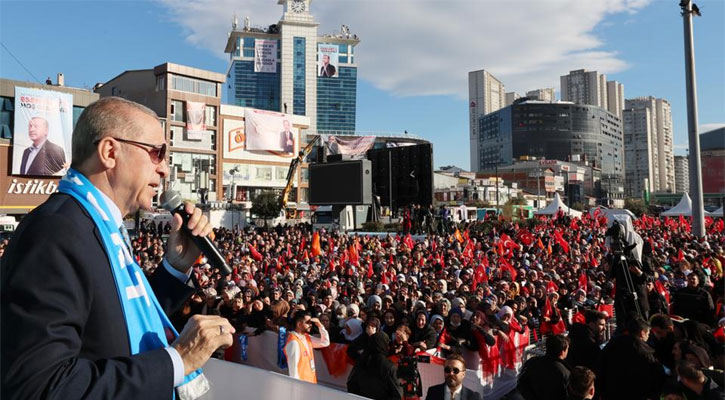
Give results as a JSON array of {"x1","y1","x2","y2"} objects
[{"x1": 2, "y1": 97, "x2": 233, "y2": 399}]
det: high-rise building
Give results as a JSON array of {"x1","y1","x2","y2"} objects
[
  {"x1": 224, "y1": 1, "x2": 360, "y2": 133},
  {"x1": 526, "y1": 88, "x2": 555, "y2": 102},
  {"x1": 623, "y1": 107, "x2": 655, "y2": 198},
  {"x1": 623, "y1": 97, "x2": 675, "y2": 196},
  {"x1": 560, "y1": 69, "x2": 607, "y2": 109},
  {"x1": 471, "y1": 100, "x2": 625, "y2": 206},
  {"x1": 699, "y1": 127, "x2": 725, "y2": 196},
  {"x1": 505, "y1": 91, "x2": 520, "y2": 106},
  {"x1": 606, "y1": 80, "x2": 624, "y2": 119},
  {"x1": 469, "y1": 69, "x2": 505, "y2": 171},
  {"x1": 674, "y1": 155, "x2": 690, "y2": 194}
]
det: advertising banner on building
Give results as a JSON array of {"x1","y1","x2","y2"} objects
[
  {"x1": 254, "y1": 39, "x2": 278, "y2": 73},
  {"x1": 244, "y1": 109, "x2": 295, "y2": 155},
  {"x1": 326, "y1": 135, "x2": 375, "y2": 156},
  {"x1": 224, "y1": 118, "x2": 298, "y2": 162},
  {"x1": 185, "y1": 101, "x2": 206, "y2": 140},
  {"x1": 12, "y1": 87, "x2": 72, "y2": 176},
  {"x1": 317, "y1": 43, "x2": 339, "y2": 78}
]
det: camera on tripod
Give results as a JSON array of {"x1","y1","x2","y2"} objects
[
  {"x1": 605, "y1": 217, "x2": 648, "y2": 326},
  {"x1": 397, "y1": 354, "x2": 426, "y2": 398},
  {"x1": 606, "y1": 221, "x2": 638, "y2": 259}
]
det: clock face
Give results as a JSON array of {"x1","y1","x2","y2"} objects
[{"x1": 291, "y1": 0, "x2": 305, "y2": 13}]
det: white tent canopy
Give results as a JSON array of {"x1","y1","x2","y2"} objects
[
  {"x1": 534, "y1": 193, "x2": 582, "y2": 218},
  {"x1": 708, "y1": 207, "x2": 723, "y2": 217},
  {"x1": 661, "y1": 193, "x2": 693, "y2": 217}
]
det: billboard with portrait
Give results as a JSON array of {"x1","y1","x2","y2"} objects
[
  {"x1": 244, "y1": 109, "x2": 296, "y2": 155},
  {"x1": 317, "y1": 43, "x2": 339, "y2": 78},
  {"x1": 12, "y1": 87, "x2": 73, "y2": 176}
]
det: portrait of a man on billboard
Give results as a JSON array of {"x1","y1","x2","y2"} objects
[
  {"x1": 18, "y1": 116, "x2": 67, "y2": 175},
  {"x1": 12, "y1": 87, "x2": 72, "y2": 176},
  {"x1": 318, "y1": 44, "x2": 339, "y2": 78}
]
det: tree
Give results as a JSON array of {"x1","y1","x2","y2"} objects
[
  {"x1": 624, "y1": 198, "x2": 648, "y2": 217},
  {"x1": 251, "y1": 190, "x2": 281, "y2": 228}
]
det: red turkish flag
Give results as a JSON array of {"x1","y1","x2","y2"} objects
[
  {"x1": 499, "y1": 257, "x2": 517, "y2": 281},
  {"x1": 249, "y1": 245, "x2": 263, "y2": 261},
  {"x1": 500, "y1": 233, "x2": 521, "y2": 251},
  {"x1": 403, "y1": 234, "x2": 415, "y2": 250},
  {"x1": 578, "y1": 273, "x2": 588, "y2": 291},
  {"x1": 554, "y1": 230, "x2": 570, "y2": 253}
]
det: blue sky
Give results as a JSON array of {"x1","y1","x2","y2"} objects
[{"x1": 1, "y1": 0, "x2": 723, "y2": 169}]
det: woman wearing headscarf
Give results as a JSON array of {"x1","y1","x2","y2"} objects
[
  {"x1": 430, "y1": 314, "x2": 449, "y2": 354},
  {"x1": 410, "y1": 310, "x2": 436, "y2": 352},
  {"x1": 382, "y1": 309, "x2": 400, "y2": 340},
  {"x1": 442, "y1": 307, "x2": 479, "y2": 356},
  {"x1": 347, "y1": 326, "x2": 403, "y2": 400}
]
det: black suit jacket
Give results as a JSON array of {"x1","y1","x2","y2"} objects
[
  {"x1": 19, "y1": 139, "x2": 66, "y2": 175},
  {"x1": 280, "y1": 131, "x2": 294, "y2": 153},
  {"x1": 1, "y1": 193, "x2": 196, "y2": 400},
  {"x1": 320, "y1": 63, "x2": 336, "y2": 77},
  {"x1": 425, "y1": 383, "x2": 481, "y2": 400}
]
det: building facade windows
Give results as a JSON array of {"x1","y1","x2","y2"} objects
[
  {"x1": 171, "y1": 100, "x2": 184, "y2": 122},
  {"x1": 170, "y1": 75, "x2": 217, "y2": 97},
  {"x1": 227, "y1": 60, "x2": 280, "y2": 111},
  {"x1": 317, "y1": 66, "x2": 357, "y2": 131},
  {"x1": 293, "y1": 37, "x2": 306, "y2": 116}
]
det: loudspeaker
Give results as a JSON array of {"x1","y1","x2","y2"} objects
[
  {"x1": 367, "y1": 143, "x2": 433, "y2": 209},
  {"x1": 309, "y1": 160, "x2": 372, "y2": 205}
]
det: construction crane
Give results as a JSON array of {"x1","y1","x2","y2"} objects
[{"x1": 279, "y1": 135, "x2": 320, "y2": 216}]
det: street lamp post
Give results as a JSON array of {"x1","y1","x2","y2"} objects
[{"x1": 680, "y1": 0, "x2": 706, "y2": 237}]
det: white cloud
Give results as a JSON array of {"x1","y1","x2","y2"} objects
[{"x1": 156, "y1": 0, "x2": 650, "y2": 99}]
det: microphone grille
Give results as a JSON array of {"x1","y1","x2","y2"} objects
[{"x1": 159, "y1": 190, "x2": 183, "y2": 211}]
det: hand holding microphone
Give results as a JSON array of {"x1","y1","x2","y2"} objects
[{"x1": 160, "y1": 190, "x2": 232, "y2": 276}]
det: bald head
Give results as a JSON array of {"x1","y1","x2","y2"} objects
[{"x1": 71, "y1": 97, "x2": 159, "y2": 169}]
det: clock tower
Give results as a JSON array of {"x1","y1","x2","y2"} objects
[{"x1": 278, "y1": 0, "x2": 318, "y2": 132}]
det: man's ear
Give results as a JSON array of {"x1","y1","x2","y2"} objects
[{"x1": 96, "y1": 137, "x2": 117, "y2": 169}]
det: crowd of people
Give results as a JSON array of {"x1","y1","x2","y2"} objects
[{"x1": 69, "y1": 209, "x2": 725, "y2": 399}]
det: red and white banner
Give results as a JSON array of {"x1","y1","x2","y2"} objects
[
  {"x1": 185, "y1": 101, "x2": 206, "y2": 140},
  {"x1": 326, "y1": 135, "x2": 376, "y2": 156},
  {"x1": 244, "y1": 109, "x2": 295, "y2": 155},
  {"x1": 225, "y1": 330, "x2": 533, "y2": 399}
]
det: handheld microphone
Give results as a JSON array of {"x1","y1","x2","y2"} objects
[{"x1": 160, "y1": 190, "x2": 232, "y2": 276}]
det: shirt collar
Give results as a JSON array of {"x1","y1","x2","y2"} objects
[
  {"x1": 96, "y1": 188, "x2": 123, "y2": 229},
  {"x1": 31, "y1": 138, "x2": 47, "y2": 150},
  {"x1": 449, "y1": 385, "x2": 462, "y2": 399}
]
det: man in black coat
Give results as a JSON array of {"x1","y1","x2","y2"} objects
[
  {"x1": 517, "y1": 334, "x2": 571, "y2": 400},
  {"x1": 2, "y1": 97, "x2": 234, "y2": 399},
  {"x1": 566, "y1": 310, "x2": 607, "y2": 373},
  {"x1": 671, "y1": 272, "x2": 715, "y2": 326},
  {"x1": 19, "y1": 116, "x2": 67, "y2": 175},
  {"x1": 425, "y1": 353, "x2": 481, "y2": 400},
  {"x1": 600, "y1": 318, "x2": 666, "y2": 400}
]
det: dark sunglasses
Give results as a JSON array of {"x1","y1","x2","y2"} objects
[
  {"x1": 444, "y1": 367, "x2": 462, "y2": 375},
  {"x1": 95, "y1": 137, "x2": 167, "y2": 163}
]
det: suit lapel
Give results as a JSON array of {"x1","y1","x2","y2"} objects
[{"x1": 20, "y1": 147, "x2": 30, "y2": 174}]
